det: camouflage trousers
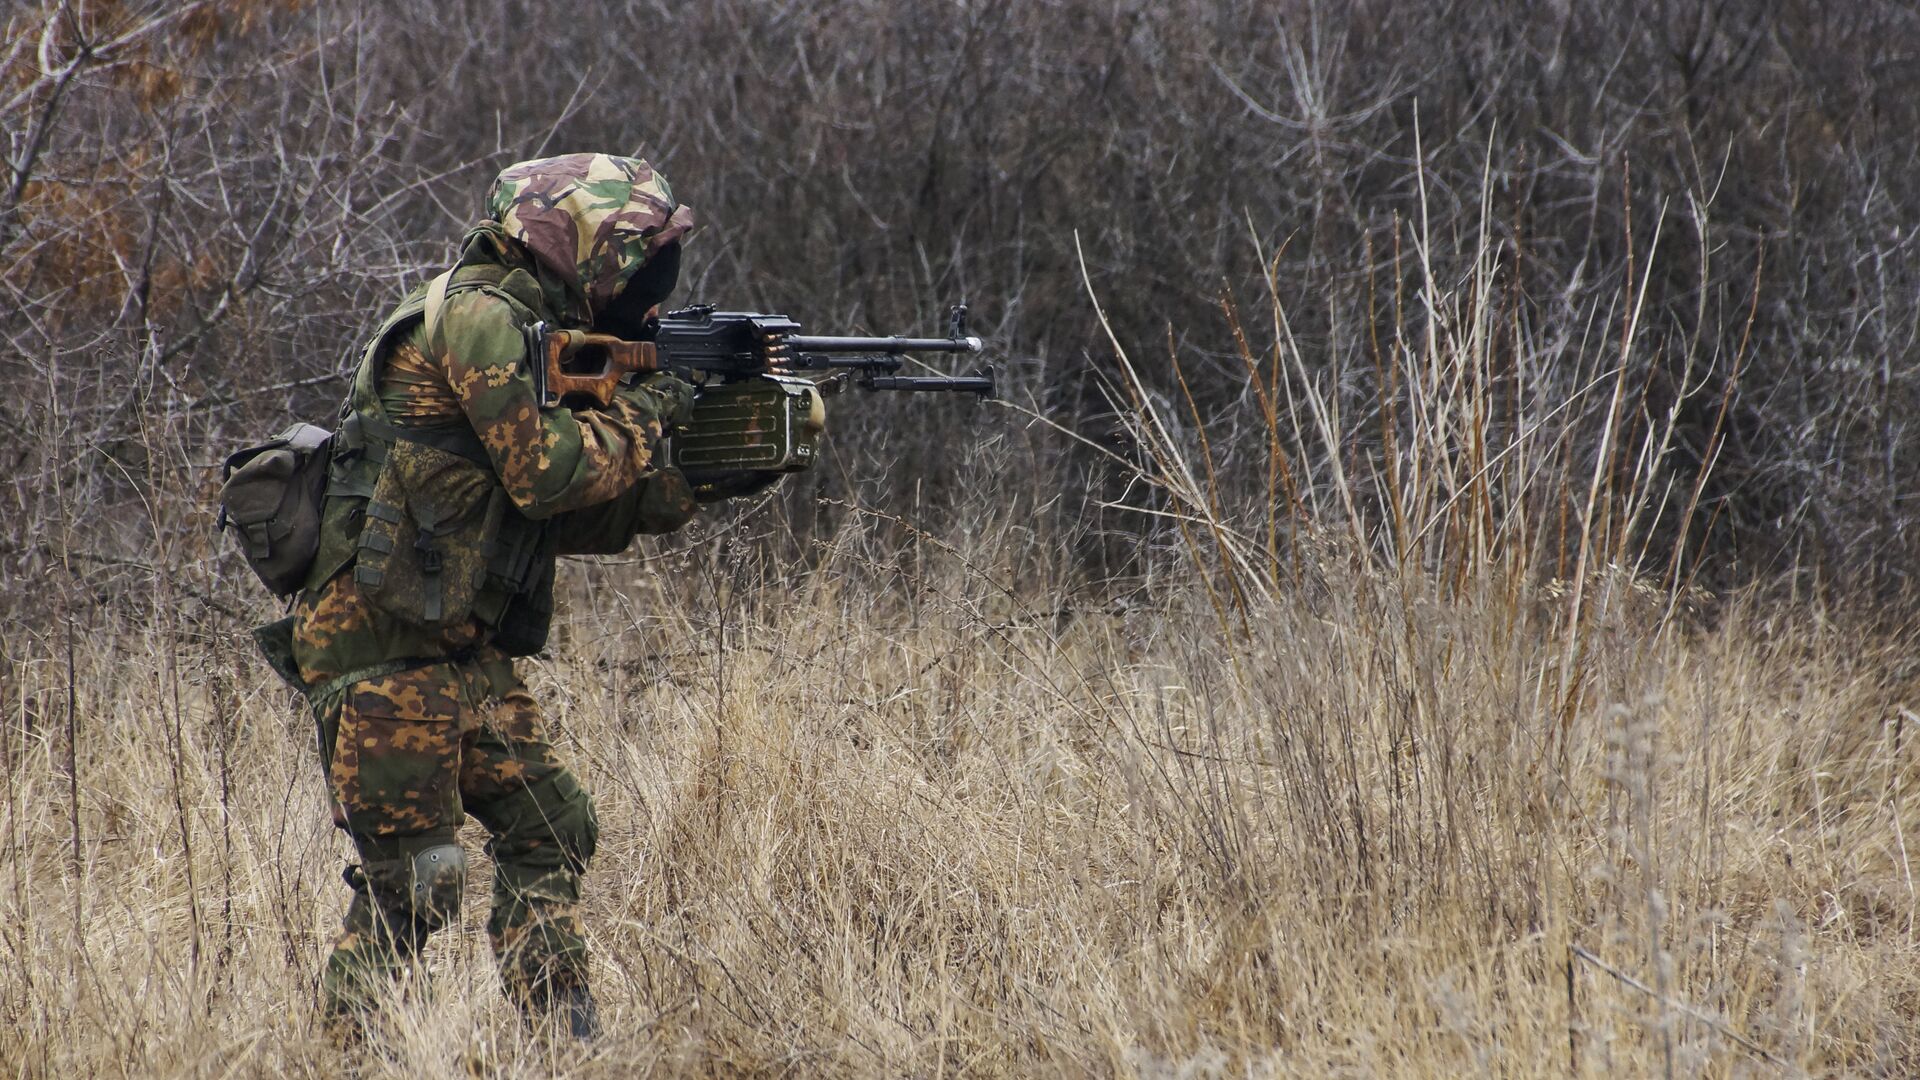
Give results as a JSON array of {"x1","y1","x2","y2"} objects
[{"x1": 312, "y1": 652, "x2": 598, "y2": 1022}]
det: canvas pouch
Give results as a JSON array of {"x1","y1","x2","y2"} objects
[
  {"x1": 351, "y1": 440, "x2": 507, "y2": 629},
  {"x1": 218, "y1": 422, "x2": 334, "y2": 596}
]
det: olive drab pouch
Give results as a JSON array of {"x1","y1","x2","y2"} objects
[
  {"x1": 352, "y1": 440, "x2": 507, "y2": 629},
  {"x1": 490, "y1": 549, "x2": 557, "y2": 657},
  {"x1": 218, "y1": 422, "x2": 334, "y2": 596}
]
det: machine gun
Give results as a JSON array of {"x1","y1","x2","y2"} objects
[{"x1": 524, "y1": 303, "x2": 994, "y2": 481}]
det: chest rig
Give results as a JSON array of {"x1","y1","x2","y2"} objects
[{"x1": 305, "y1": 265, "x2": 558, "y2": 657}]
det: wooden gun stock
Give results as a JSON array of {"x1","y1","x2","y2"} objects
[{"x1": 531, "y1": 323, "x2": 659, "y2": 407}]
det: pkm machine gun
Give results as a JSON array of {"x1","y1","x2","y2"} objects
[{"x1": 525, "y1": 303, "x2": 993, "y2": 482}]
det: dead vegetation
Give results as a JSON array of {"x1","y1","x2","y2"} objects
[
  {"x1": 4, "y1": 0, "x2": 1920, "y2": 1076},
  {"x1": 5, "y1": 496, "x2": 1918, "y2": 1075}
]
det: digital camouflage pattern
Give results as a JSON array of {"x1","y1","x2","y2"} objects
[
  {"x1": 294, "y1": 154, "x2": 697, "y2": 1030},
  {"x1": 353, "y1": 440, "x2": 509, "y2": 630},
  {"x1": 291, "y1": 456, "x2": 691, "y2": 685},
  {"x1": 488, "y1": 152, "x2": 694, "y2": 319}
]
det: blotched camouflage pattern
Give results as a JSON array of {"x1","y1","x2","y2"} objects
[
  {"x1": 329, "y1": 666, "x2": 479, "y2": 836},
  {"x1": 292, "y1": 457, "x2": 690, "y2": 686},
  {"x1": 487, "y1": 153, "x2": 694, "y2": 318},
  {"x1": 294, "y1": 166, "x2": 696, "y2": 687},
  {"x1": 293, "y1": 569, "x2": 486, "y2": 689},
  {"x1": 436, "y1": 288, "x2": 669, "y2": 514},
  {"x1": 317, "y1": 654, "x2": 599, "y2": 1021},
  {"x1": 379, "y1": 338, "x2": 461, "y2": 425},
  {"x1": 292, "y1": 153, "x2": 702, "y2": 1032}
]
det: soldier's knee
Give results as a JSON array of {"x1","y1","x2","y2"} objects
[
  {"x1": 561, "y1": 785, "x2": 599, "y2": 873},
  {"x1": 407, "y1": 842, "x2": 467, "y2": 927},
  {"x1": 535, "y1": 775, "x2": 598, "y2": 875},
  {"x1": 356, "y1": 835, "x2": 468, "y2": 933},
  {"x1": 489, "y1": 771, "x2": 597, "y2": 875}
]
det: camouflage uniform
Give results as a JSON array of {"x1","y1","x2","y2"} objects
[{"x1": 289, "y1": 153, "x2": 699, "y2": 1031}]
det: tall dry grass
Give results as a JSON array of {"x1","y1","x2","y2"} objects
[
  {"x1": 3, "y1": 505, "x2": 1916, "y2": 1076},
  {"x1": 4, "y1": 227, "x2": 1918, "y2": 1077}
]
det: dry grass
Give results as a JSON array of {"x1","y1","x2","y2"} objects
[
  {"x1": 3, "y1": 503, "x2": 1917, "y2": 1076},
  {"x1": 6, "y1": 4, "x2": 1920, "y2": 1075},
  {"x1": 5, "y1": 201, "x2": 1919, "y2": 1077}
]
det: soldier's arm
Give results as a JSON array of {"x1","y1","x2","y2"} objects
[
  {"x1": 550, "y1": 468, "x2": 699, "y2": 554},
  {"x1": 438, "y1": 291, "x2": 672, "y2": 519}
]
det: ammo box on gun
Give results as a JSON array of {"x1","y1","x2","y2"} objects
[{"x1": 669, "y1": 374, "x2": 827, "y2": 481}]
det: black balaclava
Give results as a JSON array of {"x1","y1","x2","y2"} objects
[{"x1": 593, "y1": 240, "x2": 681, "y2": 340}]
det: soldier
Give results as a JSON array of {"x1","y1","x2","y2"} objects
[{"x1": 284, "y1": 153, "x2": 727, "y2": 1039}]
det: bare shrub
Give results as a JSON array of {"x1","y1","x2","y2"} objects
[
  {"x1": 4, "y1": 1, "x2": 1920, "y2": 1074},
  {"x1": 8, "y1": 0, "x2": 1920, "y2": 601}
]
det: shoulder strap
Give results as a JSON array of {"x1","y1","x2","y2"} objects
[
  {"x1": 347, "y1": 265, "x2": 520, "y2": 423},
  {"x1": 423, "y1": 270, "x2": 455, "y2": 351},
  {"x1": 340, "y1": 411, "x2": 492, "y2": 467},
  {"x1": 328, "y1": 264, "x2": 530, "y2": 505}
]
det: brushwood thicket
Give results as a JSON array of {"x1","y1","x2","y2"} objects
[
  {"x1": 5, "y1": 0, "x2": 1920, "y2": 608},
  {"x1": 8, "y1": 4, "x2": 1920, "y2": 1076}
]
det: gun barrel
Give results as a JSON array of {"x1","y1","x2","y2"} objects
[
  {"x1": 784, "y1": 334, "x2": 983, "y2": 354},
  {"x1": 864, "y1": 374, "x2": 996, "y2": 396}
]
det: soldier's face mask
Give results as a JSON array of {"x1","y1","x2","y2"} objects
[{"x1": 595, "y1": 241, "x2": 681, "y2": 341}]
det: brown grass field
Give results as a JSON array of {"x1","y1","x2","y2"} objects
[
  {"x1": 7, "y1": 4, "x2": 1920, "y2": 1072},
  {"x1": 5, "y1": 272, "x2": 1919, "y2": 1077},
  {"x1": 4, "y1": 516, "x2": 1918, "y2": 1076}
]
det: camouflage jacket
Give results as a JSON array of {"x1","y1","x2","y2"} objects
[{"x1": 292, "y1": 154, "x2": 697, "y2": 688}]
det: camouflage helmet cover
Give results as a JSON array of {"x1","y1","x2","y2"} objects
[{"x1": 486, "y1": 153, "x2": 695, "y2": 316}]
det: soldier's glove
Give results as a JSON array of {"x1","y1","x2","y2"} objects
[
  {"x1": 633, "y1": 466, "x2": 698, "y2": 533},
  {"x1": 615, "y1": 372, "x2": 697, "y2": 431},
  {"x1": 691, "y1": 470, "x2": 785, "y2": 504}
]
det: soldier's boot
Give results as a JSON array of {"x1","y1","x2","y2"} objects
[
  {"x1": 321, "y1": 837, "x2": 467, "y2": 1034},
  {"x1": 492, "y1": 860, "x2": 598, "y2": 1038},
  {"x1": 527, "y1": 980, "x2": 601, "y2": 1041}
]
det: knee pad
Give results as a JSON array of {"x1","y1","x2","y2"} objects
[
  {"x1": 358, "y1": 842, "x2": 468, "y2": 931},
  {"x1": 407, "y1": 843, "x2": 467, "y2": 929}
]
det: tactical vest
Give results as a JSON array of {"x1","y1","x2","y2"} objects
[{"x1": 304, "y1": 264, "x2": 558, "y2": 657}]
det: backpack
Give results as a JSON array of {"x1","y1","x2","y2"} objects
[
  {"x1": 218, "y1": 270, "x2": 466, "y2": 599},
  {"x1": 217, "y1": 421, "x2": 334, "y2": 596}
]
